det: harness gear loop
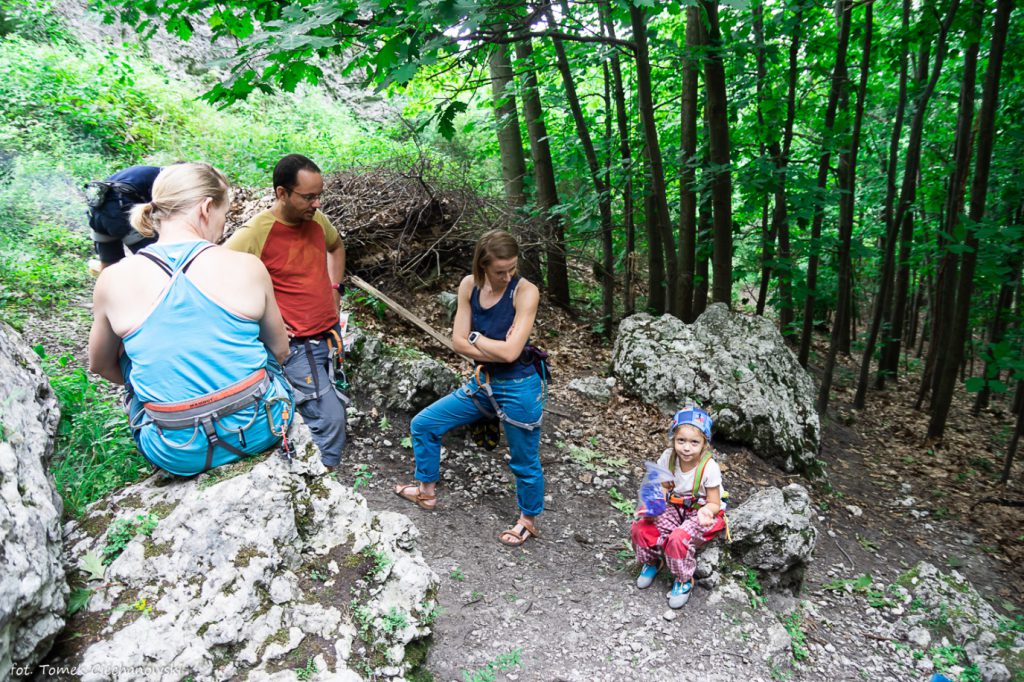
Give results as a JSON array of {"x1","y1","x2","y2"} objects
[
  {"x1": 325, "y1": 328, "x2": 348, "y2": 391},
  {"x1": 463, "y1": 364, "x2": 543, "y2": 431},
  {"x1": 265, "y1": 395, "x2": 293, "y2": 461}
]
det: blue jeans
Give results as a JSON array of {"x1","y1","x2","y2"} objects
[{"x1": 411, "y1": 372, "x2": 545, "y2": 516}]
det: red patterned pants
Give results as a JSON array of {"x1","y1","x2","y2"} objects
[{"x1": 630, "y1": 505, "x2": 726, "y2": 583}]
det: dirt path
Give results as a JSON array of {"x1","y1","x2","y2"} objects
[{"x1": 342, "y1": 385, "x2": 1019, "y2": 681}]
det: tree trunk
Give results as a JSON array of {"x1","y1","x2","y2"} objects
[
  {"x1": 753, "y1": 1, "x2": 772, "y2": 318},
  {"x1": 603, "y1": 8, "x2": 636, "y2": 318},
  {"x1": 856, "y1": 0, "x2": 910, "y2": 403},
  {"x1": 876, "y1": 0, "x2": 960, "y2": 407},
  {"x1": 514, "y1": 38, "x2": 570, "y2": 309},
  {"x1": 1001, "y1": 379, "x2": 1024, "y2": 484},
  {"x1": 700, "y1": 0, "x2": 733, "y2": 308},
  {"x1": 488, "y1": 42, "x2": 537, "y2": 282},
  {"x1": 631, "y1": 4, "x2": 678, "y2": 316},
  {"x1": 678, "y1": 5, "x2": 700, "y2": 323},
  {"x1": 798, "y1": 1, "x2": 851, "y2": 367},
  {"x1": 818, "y1": 0, "x2": 863, "y2": 416},
  {"x1": 544, "y1": 9, "x2": 615, "y2": 332},
  {"x1": 929, "y1": 0, "x2": 1008, "y2": 440},
  {"x1": 694, "y1": 181, "x2": 712, "y2": 318},
  {"x1": 600, "y1": 59, "x2": 615, "y2": 332}
]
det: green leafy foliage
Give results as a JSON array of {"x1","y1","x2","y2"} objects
[
  {"x1": 607, "y1": 487, "x2": 636, "y2": 516},
  {"x1": 38, "y1": 350, "x2": 151, "y2": 518},
  {"x1": 78, "y1": 551, "x2": 106, "y2": 582},
  {"x1": 568, "y1": 446, "x2": 627, "y2": 476},
  {"x1": 461, "y1": 649, "x2": 522, "y2": 682},
  {"x1": 782, "y1": 611, "x2": 810, "y2": 662},
  {"x1": 102, "y1": 513, "x2": 159, "y2": 565},
  {"x1": 67, "y1": 587, "x2": 93, "y2": 615},
  {"x1": 294, "y1": 657, "x2": 318, "y2": 681},
  {"x1": 353, "y1": 464, "x2": 373, "y2": 490}
]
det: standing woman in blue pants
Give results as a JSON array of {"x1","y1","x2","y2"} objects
[{"x1": 394, "y1": 230, "x2": 545, "y2": 546}]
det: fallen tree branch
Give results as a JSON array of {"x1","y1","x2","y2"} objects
[{"x1": 348, "y1": 275, "x2": 469, "y2": 362}]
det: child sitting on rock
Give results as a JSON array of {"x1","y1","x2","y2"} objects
[{"x1": 630, "y1": 406, "x2": 727, "y2": 608}]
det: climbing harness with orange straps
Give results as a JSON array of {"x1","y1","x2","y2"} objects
[
  {"x1": 463, "y1": 363, "x2": 547, "y2": 432},
  {"x1": 666, "y1": 451, "x2": 732, "y2": 542},
  {"x1": 134, "y1": 367, "x2": 294, "y2": 472}
]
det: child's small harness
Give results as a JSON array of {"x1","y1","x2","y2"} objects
[
  {"x1": 132, "y1": 245, "x2": 294, "y2": 471},
  {"x1": 667, "y1": 451, "x2": 732, "y2": 541}
]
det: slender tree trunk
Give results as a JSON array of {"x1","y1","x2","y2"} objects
[
  {"x1": 514, "y1": 38, "x2": 570, "y2": 309},
  {"x1": 544, "y1": 10, "x2": 615, "y2": 332},
  {"x1": 873, "y1": 0, "x2": 961, "y2": 406},
  {"x1": 700, "y1": 0, "x2": 733, "y2": 308},
  {"x1": 929, "y1": 0, "x2": 1008, "y2": 440},
  {"x1": 774, "y1": 0, "x2": 802, "y2": 336},
  {"x1": 1001, "y1": 381, "x2": 1024, "y2": 483},
  {"x1": 488, "y1": 42, "x2": 538, "y2": 282},
  {"x1": 753, "y1": 1, "x2": 774, "y2": 318},
  {"x1": 600, "y1": 60, "x2": 615, "y2": 331},
  {"x1": 858, "y1": 0, "x2": 910, "y2": 400},
  {"x1": 645, "y1": 187, "x2": 665, "y2": 312},
  {"x1": 818, "y1": 0, "x2": 862, "y2": 416},
  {"x1": 876, "y1": 1, "x2": 915, "y2": 384},
  {"x1": 926, "y1": 1, "x2": 978, "y2": 417},
  {"x1": 679, "y1": 5, "x2": 700, "y2": 323},
  {"x1": 603, "y1": 9, "x2": 636, "y2": 318},
  {"x1": 798, "y1": 1, "x2": 851, "y2": 367},
  {"x1": 694, "y1": 180, "x2": 712, "y2": 318},
  {"x1": 631, "y1": 4, "x2": 678, "y2": 315}
]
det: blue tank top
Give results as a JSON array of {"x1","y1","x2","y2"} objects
[
  {"x1": 123, "y1": 241, "x2": 270, "y2": 402},
  {"x1": 121, "y1": 241, "x2": 291, "y2": 476},
  {"x1": 470, "y1": 275, "x2": 534, "y2": 379}
]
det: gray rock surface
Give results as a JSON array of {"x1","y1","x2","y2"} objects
[
  {"x1": 567, "y1": 376, "x2": 612, "y2": 403},
  {"x1": 611, "y1": 305, "x2": 821, "y2": 473},
  {"x1": 0, "y1": 324, "x2": 67, "y2": 678},
  {"x1": 727, "y1": 484, "x2": 817, "y2": 591},
  {"x1": 436, "y1": 292, "x2": 458, "y2": 322},
  {"x1": 892, "y1": 562, "x2": 1021, "y2": 680},
  {"x1": 54, "y1": 417, "x2": 438, "y2": 681},
  {"x1": 347, "y1": 331, "x2": 460, "y2": 412}
]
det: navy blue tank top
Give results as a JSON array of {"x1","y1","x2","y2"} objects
[{"x1": 470, "y1": 276, "x2": 534, "y2": 379}]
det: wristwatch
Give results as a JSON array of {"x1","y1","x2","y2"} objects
[
  {"x1": 468, "y1": 331, "x2": 481, "y2": 345},
  {"x1": 331, "y1": 282, "x2": 345, "y2": 294}
]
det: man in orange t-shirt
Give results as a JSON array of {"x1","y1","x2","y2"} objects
[{"x1": 225, "y1": 154, "x2": 347, "y2": 468}]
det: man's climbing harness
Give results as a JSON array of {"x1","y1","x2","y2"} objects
[{"x1": 291, "y1": 327, "x2": 350, "y2": 405}]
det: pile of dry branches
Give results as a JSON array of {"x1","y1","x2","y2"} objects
[{"x1": 225, "y1": 158, "x2": 518, "y2": 290}]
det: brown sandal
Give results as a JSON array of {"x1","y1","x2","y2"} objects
[
  {"x1": 394, "y1": 483, "x2": 436, "y2": 511},
  {"x1": 498, "y1": 518, "x2": 539, "y2": 546}
]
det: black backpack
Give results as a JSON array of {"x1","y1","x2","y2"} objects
[{"x1": 84, "y1": 180, "x2": 147, "y2": 210}]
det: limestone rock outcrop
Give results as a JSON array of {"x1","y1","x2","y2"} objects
[{"x1": 0, "y1": 323, "x2": 67, "y2": 679}]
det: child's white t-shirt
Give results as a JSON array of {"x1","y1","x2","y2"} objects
[{"x1": 656, "y1": 447, "x2": 722, "y2": 498}]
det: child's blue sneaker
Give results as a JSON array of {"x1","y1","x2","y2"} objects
[
  {"x1": 636, "y1": 563, "x2": 659, "y2": 589},
  {"x1": 667, "y1": 580, "x2": 693, "y2": 608}
]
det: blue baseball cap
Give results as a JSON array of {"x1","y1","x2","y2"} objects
[{"x1": 669, "y1": 406, "x2": 712, "y2": 441}]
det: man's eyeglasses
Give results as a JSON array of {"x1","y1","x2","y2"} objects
[{"x1": 288, "y1": 190, "x2": 322, "y2": 203}]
